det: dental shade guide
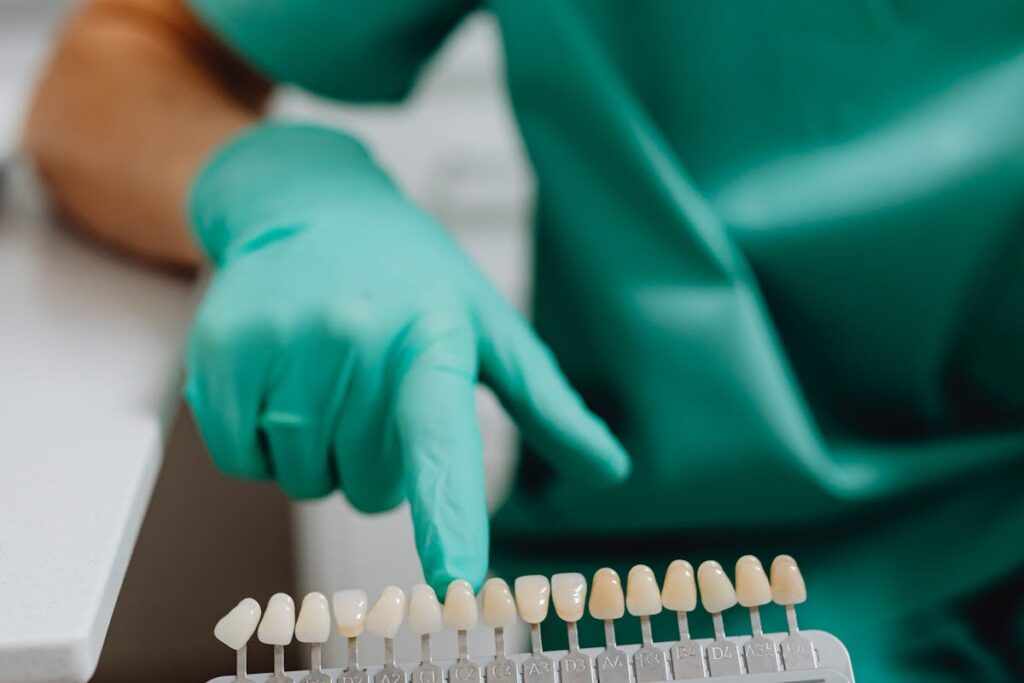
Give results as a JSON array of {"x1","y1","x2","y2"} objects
[
  {"x1": 626, "y1": 566, "x2": 670, "y2": 683},
  {"x1": 259, "y1": 593, "x2": 297, "y2": 683},
  {"x1": 770, "y1": 556, "x2": 816, "y2": 671},
  {"x1": 551, "y1": 573, "x2": 595, "y2": 683},
  {"x1": 366, "y1": 586, "x2": 407, "y2": 683},
  {"x1": 696, "y1": 562, "x2": 741, "y2": 677},
  {"x1": 446, "y1": 580, "x2": 484, "y2": 683},
  {"x1": 215, "y1": 597, "x2": 262, "y2": 683},
  {"x1": 333, "y1": 589, "x2": 369, "y2": 683},
  {"x1": 661, "y1": 561, "x2": 705, "y2": 679},
  {"x1": 297, "y1": 593, "x2": 333, "y2": 683},
  {"x1": 516, "y1": 575, "x2": 557, "y2": 683},
  {"x1": 589, "y1": 568, "x2": 630, "y2": 683},
  {"x1": 408, "y1": 584, "x2": 445, "y2": 683},
  {"x1": 483, "y1": 578, "x2": 521, "y2": 683},
  {"x1": 734, "y1": 558, "x2": 779, "y2": 674},
  {"x1": 209, "y1": 556, "x2": 853, "y2": 683}
]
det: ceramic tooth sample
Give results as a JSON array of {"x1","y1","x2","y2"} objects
[
  {"x1": 296, "y1": 592, "x2": 332, "y2": 683},
  {"x1": 552, "y1": 573, "x2": 594, "y2": 683},
  {"x1": 588, "y1": 568, "x2": 629, "y2": 683},
  {"x1": 771, "y1": 554, "x2": 808, "y2": 628},
  {"x1": 515, "y1": 575, "x2": 555, "y2": 683},
  {"x1": 258, "y1": 593, "x2": 296, "y2": 683},
  {"x1": 214, "y1": 597, "x2": 261, "y2": 683},
  {"x1": 625, "y1": 565, "x2": 669, "y2": 683},
  {"x1": 334, "y1": 589, "x2": 370, "y2": 683},
  {"x1": 444, "y1": 579, "x2": 483, "y2": 683},
  {"x1": 735, "y1": 556, "x2": 780, "y2": 674},
  {"x1": 660, "y1": 560, "x2": 705, "y2": 679},
  {"x1": 697, "y1": 561, "x2": 741, "y2": 677},
  {"x1": 771, "y1": 555, "x2": 817, "y2": 670},
  {"x1": 408, "y1": 584, "x2": 445, "y2": 683},
  {"x1": 367, "y1": 586, "x2": 408, "y2": 683},
  {"x1": 482, "y1": 578, "x2": 519, "y2": 683}
]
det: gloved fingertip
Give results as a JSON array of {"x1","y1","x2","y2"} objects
[
  {"x1": 423, "y1": 549, "x2": 488, "y2": 597},
  {"x1": 570, "y1": 414, "x2": 632, "y2": 484},
  {"x1": 591, "y1": 439, "x2": 633, "y2": 485}
]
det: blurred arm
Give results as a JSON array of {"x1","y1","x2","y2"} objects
[{"x1": 25, "y1": 0, "x2": 271, "y2": 269}]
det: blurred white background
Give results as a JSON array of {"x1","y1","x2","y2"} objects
[
  {"x1": 0, "y1": 0, "x2": 532, "y2": 670},
  {"x1": 0, "y1": 0, "x2": 69, "y2": 160}
]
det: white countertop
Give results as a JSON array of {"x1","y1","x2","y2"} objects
[{"x1": 0, "y1": 165, "x2": 195, "y2": 682}]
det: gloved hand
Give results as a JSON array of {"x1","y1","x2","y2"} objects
[{"x1": 184, "y1": 123, "x2": 630, "y2": 592}]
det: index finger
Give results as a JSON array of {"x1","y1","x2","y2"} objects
[{"x1": 393, "y1": 316, "x2": 488, "y2": 594}]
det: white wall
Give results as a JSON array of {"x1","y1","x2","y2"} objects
[{"x1": 0, "y1": 0, "x2": 72, "y2": 160}]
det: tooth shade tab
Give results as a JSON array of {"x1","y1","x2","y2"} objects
[
  {"x1": 366, "y1": 585, "x2": 407, "y2": 639},
  {"x1": 443, "y1": 579, "x2": 478, "y2": 631},
  {"x1": 408, "y1": 584, "x2": 443, "y2": 635},
  {"x1": 295, "y1": 592, "x2": 331, "y2": 644},
  {"x1": 660, "y1": 560, "x2": 697, "y2": 612},
  {"x1": 333, "y1": 589, "x2": 368, "y2": 637},
  {"x1": 514, "y1": 575, "x2": 551, "y2": 624},
  {"x1": 697, "y1": 561, "x2": 738, "y2": 614},
  {"x1": 551, "y1": 573, "x2": 587, "y2": 623},
  {"x1": 482, "y1": 578, "x2": 518, "y2": 628},
  {"x1": 588, "y1": 567, "x2": 625, "y2": 620},
  {"x1": 735, "y1": 556, "x2": 773, "y2": 608},
  {"x1": 625, "y1": 564, "x2": 663, "y2": 617},
  {"x1": 214, "y1": 598, "x2": 262, "y2": 650},
  {"x1": 771, "y1": 555, "x2": 808, "y2": 605},
  {"x1": 258, "y1": 593, "x2": 296, "y2": 646}
]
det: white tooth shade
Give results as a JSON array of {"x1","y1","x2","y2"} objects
[
  {"x1": 625, "y1": 565, "x2": 662, "y2": 617},
  {"x1": 408, "y1": 584, "x2": 443, "y2": 635},
  {"x1": 514, "y1": 575, "x2": 551, "y2": 624},
  {"x1": 588, "y1": 568, "x2": 625, "y2": 620},
  {"x1": 735, "y1": 556, "x2": 772, "y2": 608},
  {"x1": 770, "y1": 555, "x2": 807, "y2": 606},
  {"x1": 214, "y1": 598, "x2": 261, "y2": 650},
  {"x1": 551, "y1": 573, "x2": 587, "y2": 623},
  {"x1": 482, "y1": 578, "x2": 518, "y2": 628},
  {"x1": 258, "y1": 593, "x2": 296, "y2": 646},
  {"x1": 295, "y1": 592, "x2": 331, "y2": 644},
  {"x1": 333, "y1": 589, "x2": 368, "y2": 637},
  {"x1": 660, "y1": 560, "x2": 697, "y2": 612},
  {"x1": 697, "y1": 561, "x2": 737, "y2": 614},
  {"x1": 366, "y1": 586, "x2": 407, "y2": 639},
  {"x1": 443, "y1": 580, "x2": 479, "y2": 631}
]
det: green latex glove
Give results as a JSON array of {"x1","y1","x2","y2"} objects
[{"x1": 182, "y1": 123, "x2": 630, "y2": 593}]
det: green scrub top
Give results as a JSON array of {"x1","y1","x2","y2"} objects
[{"x1": 188, "y1": 1, "x2": 1024, "y2": 678}]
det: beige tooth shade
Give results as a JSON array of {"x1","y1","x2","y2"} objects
[
  {"x1": 514, "y1": 575, "x2": 551, "y2": 624},
  {"x1": 625, "y1": 564, "x2": 663, "y2": 617},
  {"x1": 214, "y1": 598, "x2": 262, "y2": 651},
  {"x1": 551, "y1": 573, "x2": 587, "y2": 623},
  {"x1": 482, "y1": 578, "x2": 518, "y2": 628},
  {"x1": 258, "y1": 593, "x2": 296, "y2": 646},
  {"x1": 295, "y1": 592, "x2": 332, "y2": 644},
  {"x1": 735, "y1": 556, "x2": 773, "y2": 608},
  {"x1": 443, "y1": 579, "x2": 479, "y2": 631},
  {"x1": 770, "y1": 555, "x2": 808, "y2": 606},
  {"x1": 660, "y1": 560, "x2": 697, "y2": 612},
  {"x1": 408, "y1": 584, "x2": 443, "y2": 635},
  {"x1": 332, "y1": 589, "x2": 368, "y2": 638},
  {"x1": 589, "y1": 567, "x2": 625, "y2": 620},
  {"x1": 365, "y1": 585, "x2": 407, "y2": 639},
  {"x1": 697, "y1": 561, "x2": 738, "y2": 614}
]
